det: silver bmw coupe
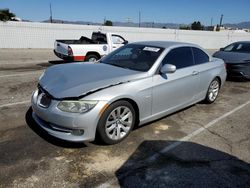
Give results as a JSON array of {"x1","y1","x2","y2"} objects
[{"x1": 31, "y1": 41, "x2": 227, "y2": 144}]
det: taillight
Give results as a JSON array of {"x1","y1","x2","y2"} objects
[
  {"x1": 68, "y1": 46, "x2": 73, "y2": 56},
  {"x1": 224, "y1": 63, "x2": 227, "y2": 69}
]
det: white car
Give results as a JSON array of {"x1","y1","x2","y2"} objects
[{"x1": 54, "y1": 32, "x2": 128, "y2": 62}]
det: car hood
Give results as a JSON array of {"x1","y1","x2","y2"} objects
[
  {"x1": 213, "y1": 51, "x2": 250, "y2": 64},
  {"x1": 39, "y1": 63, "x2": 147, "y2": 99}
]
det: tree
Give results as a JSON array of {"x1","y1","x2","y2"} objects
[
  {"x1": 216, "y1": 24, "x2": 220, "y2": 32},
  {"x1": 191, "y1": 21, "x2": 204, "y2": 30},
  {"x1": 179, "y1": 25, "x2": 191, "y2": 30},
  {"x1": 0, "y1": 9, "x2": 16, "y2": 21},
  {"x1": 104, "y1": 20, "x2": 113, "y2": 26}
]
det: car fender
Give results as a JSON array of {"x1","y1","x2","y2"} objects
[{"x1": 83, "y1": 77, "x2": 154, "y2": 121}]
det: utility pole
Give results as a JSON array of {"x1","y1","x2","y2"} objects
[
  {"x1": 49, "y1": 3, "x2": 53, "y2": 23},
  {"x1": 210, "y1": 17, "x2": 213, "y2": 26},
  {"x1": 103, "y1": 17, "x2": 106, "y2": 25},
  {"x1": 219, "y1": 14, "x2": 223, "y2": 27},
  {"x1": 139, "y1": 11, "x2": 141, "y2": 27}
]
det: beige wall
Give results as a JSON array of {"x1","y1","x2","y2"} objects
[{"x1": 1, "y1": 21, "x2": 250, "y2": 49}]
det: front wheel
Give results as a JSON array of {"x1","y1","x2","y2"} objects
[
  {"x1": 204, "y1": 78, "x2": 220, "y2": 104},
  {"x1": 96, "y1": 101, "x2": 135, "y2": 145},
  {"x1": 85, "y1": 54, "x2": 99, "y2": 62}
]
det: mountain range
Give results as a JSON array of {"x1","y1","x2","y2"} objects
[{"x1": 42, "y1": 19, "x2": 250, "y2": 29}]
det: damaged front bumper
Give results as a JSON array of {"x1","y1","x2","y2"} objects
[{"x1": 31, "y1": 89, "x2": 109, "y2": 142}]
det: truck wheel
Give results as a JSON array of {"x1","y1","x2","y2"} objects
[{"x1": 85, "y1": 54, "x2": 99, "y2": 62}]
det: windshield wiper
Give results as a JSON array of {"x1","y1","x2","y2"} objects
[{"x1": 108, "y1": 63, "x2": 127, "y2": 69}]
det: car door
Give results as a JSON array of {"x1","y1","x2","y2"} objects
[
  {"x1": 152, "y1": 47, "x2": 199, "y2": 115},
  {"x1": 191, "y1": 47, "x2": 211, "y2": 99},
  {"x1": 111, "y1": 35, "x2": 126, "y2": 51}
]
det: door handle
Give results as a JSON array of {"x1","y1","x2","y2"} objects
[{"x1": 192, "y1": 71, "x2": 199, "y2": 76}]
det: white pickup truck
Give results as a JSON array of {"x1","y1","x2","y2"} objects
[{"x1": 54, "y1": 32, "x2": 128, "y2": 62}]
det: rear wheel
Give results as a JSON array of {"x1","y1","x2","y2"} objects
[
  {"x1": 204, "y1": 78, "x2": 220, "y2": 103},
  {"x1": 96, "y1": 101, "x2": 135, "y2": 145},
  {"x1": 85, "y1": 54, "x2": 99, "y2": 62}
]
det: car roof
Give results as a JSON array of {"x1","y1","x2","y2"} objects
[
  {"x1": 233, "y1": 41, "x2": 250, "y2": 44},
  {"x1": 131, "y1": 41, "x2": 201, "y2": 49}
]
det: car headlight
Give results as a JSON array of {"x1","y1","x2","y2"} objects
[{"x1": 57, "y1": 100, "x2": 98, "y2": 113}]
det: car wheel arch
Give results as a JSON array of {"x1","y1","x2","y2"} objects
[
  {"x1": 94, "y1": 98, "x2": 140, "y2": 144},
  {"x1": 86, "y1": 51, "x2": 101, "y2": 60},
  {"x1": 203, "y1": 76, "x2": 221, "y2": 104},
  {"x1": 214, "y1": 76, "x2": 222, "y2": 88},
  {"x1": 108, "y1": 98, "x2": 140, "y2": 126}
]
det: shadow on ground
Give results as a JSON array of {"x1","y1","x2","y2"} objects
[
  {"x1": 227, "y1": 77, "x2": 250, "y2": 82},
  {"x1": 25, "y1": 107, "x2": 86, "y2": 148},
  {"x1": 48, "y1": 60, "x2": 66, "y2": 64},
  {"x1": 115, "y1": 140, "x2": 250, "y2": 188}
]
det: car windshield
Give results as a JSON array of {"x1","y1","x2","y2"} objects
[
  {"x1": 100, "y1": 44, "x2": 164, "y2": 72},
  {"x1": 223, "y1": 43, "x2": 250, "y2": 53}
]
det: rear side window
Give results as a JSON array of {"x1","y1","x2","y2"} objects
[
  {"x1": 92, "y1": 32, "x2": 107, "y2": 44},
  {"x1": 162, "y1": 47, "x2": 194, "y2": 69},
  {"x1": 236, "y1": 43, "x2": 250, "y2": 53},
  {"x1": 192, "y1": 47, "x2": 209, "y2": 64},
  {"x1": 224, "y1": 43, "x2": 250, "y2": 53}
]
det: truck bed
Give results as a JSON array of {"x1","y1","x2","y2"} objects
[{"x1": 56, "y1": 36, "x2": 106, "y2": 45}]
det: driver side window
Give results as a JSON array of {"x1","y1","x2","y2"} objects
[
  {"x1": 162, "y1": 47, "x2": 194, "y2": 69},
  {"x1": 112, "y1": 35, "x2": 125, "y2": 44}
]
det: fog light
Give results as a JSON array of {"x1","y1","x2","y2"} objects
[{"x1": 71, "y1": 129, "x2": 84, "y2": 136}]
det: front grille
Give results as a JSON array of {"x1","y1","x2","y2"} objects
[
  {"x1": 37, "y1": 84, "x2": 53, "y2": 108},
  {"x1": 37, "y1": 92, "x2": 51, "y2": 108}
]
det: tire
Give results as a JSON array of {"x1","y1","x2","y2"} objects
[
  {"x1": 96, "y1": 101, "x2": 136, "y2": 145},
  {"x1": 204, "y1": 78, "x2": 220, "y2": 104},
  {"x1": 85, "y1": 54, "x2": 99, "y2": 62}
]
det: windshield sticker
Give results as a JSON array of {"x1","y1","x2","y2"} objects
[{"x1": 143, "y1": 47, "x2": 160, "y2": 52}]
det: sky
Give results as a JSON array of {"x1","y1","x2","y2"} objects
[{"x1": 0, "y1": 0, "x2": 249, "y2": 25}]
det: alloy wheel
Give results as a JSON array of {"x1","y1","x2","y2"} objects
[
  {"x1": 208, "y1": 79, "x2": 219, "y2": 102},
  {"x1": 105, "y1": 106, "x2": 133, "y2": 140}
]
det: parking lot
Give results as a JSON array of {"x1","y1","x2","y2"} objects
[{"x1": 0, "y1": 49, "x2": 250, "y2": 188}]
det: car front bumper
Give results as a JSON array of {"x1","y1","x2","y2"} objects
[
  {"x1": 226, "y1": 62, "x2": 250, "y2": 80},
  {"x1": 31, "y1": 90, "x2": 109, "y2": 142}
]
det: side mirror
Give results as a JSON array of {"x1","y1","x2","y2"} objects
[
  {"x1": 220, "y1": 47, "x2": 224, "y2": 51},
  {"x1": 160, "y1": 64, "x2": 176, "y2": 74},
  {"x1": 123, "y1": 40, "x2": 128, "y2": 45}
]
